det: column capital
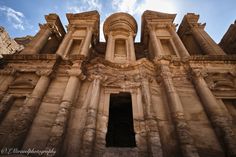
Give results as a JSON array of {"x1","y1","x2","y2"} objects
[
  {"x1": 166, "y1": 23, "x2": 178, "y2": 31},
  {"x1": 190, "y1": 68, "x2": 208, "y2": 79},
  {"x1": 36, "y1": 69, "x2": 53, "y2": 77},
  {"x1": 86, "y1": 26, "x2": 94, "y2": 32},
  {"x1": 190, "y1": 23, "x2": 206, "y2": 30},
  {"x1": 67, "y1": 69, "x2": 86, "y2": 80},
  {"x1": 158, "y1": 64, "x2": 173, "y2": 79},
  {"x1": 0, "y1": 68, "x2": 16, "y2": 76},
  {"x1": 39, "y1": 23, "x2": 54, "y2": 31},
  {"x1": 147, "y1": 24, "x2": 156, "y2": 32},
  {"x1": 67, "y1": 25, "x2": 76, "y2": 32},
  {"x1": 88, "y1": 74, "x2": 107, "y2": 82}
]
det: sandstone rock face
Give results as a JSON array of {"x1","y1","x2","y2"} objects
[
  {"x1": 0, "y1": 26, "x2": 23, "y2": 58},
  {"x1": 219, "y1": 20, "x2": 236, "y2": 54},
  {"x1": 0, "y1": 10, "x2": 235, "y2": 157}
]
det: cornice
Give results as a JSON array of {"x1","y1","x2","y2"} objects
[
  {"x1": 87, "y1": 57, "x2": 155, "y2": 71},
  {"x1": 2, "y1": 54, "x2": 59, "y2": 60}
]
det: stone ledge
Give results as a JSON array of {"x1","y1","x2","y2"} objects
[{"x1": 2, "y1": 54, "x2": 59, "y2": 60}]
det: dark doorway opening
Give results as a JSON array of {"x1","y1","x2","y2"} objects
[{"x1": 106, "y1": 92, "x2": 136, "y2": 147}]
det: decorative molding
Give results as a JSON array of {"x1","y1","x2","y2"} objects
[
  {"x1": 35, "y1": 69, "x2": 53, "y2": 76},
  {"x1": 0, "y1": 68, "x2": 16, "y2": 75}
]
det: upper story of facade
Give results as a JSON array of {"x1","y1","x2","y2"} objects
[{"x1": 11, "y1": 10, "x2": 236, "y2": 64}]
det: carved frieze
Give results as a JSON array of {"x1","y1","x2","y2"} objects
[
  {"x1": 86, "y1": 58, "x2": 156, "y2": 90},
  {"x1": 205, "y1": 72, "x2": 236, "y2": 91}
]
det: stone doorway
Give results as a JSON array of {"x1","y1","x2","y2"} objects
[{"x1": 106, "y1": 92, "x2": 136, "y2": 147}]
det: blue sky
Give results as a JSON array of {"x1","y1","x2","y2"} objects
[{"x1": 0, "y1": 0, "x2": 235, "y2": 42}]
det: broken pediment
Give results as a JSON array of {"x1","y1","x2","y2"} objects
[{"x1": 142, "y1": 10, "x2": 176, "y2": 22}]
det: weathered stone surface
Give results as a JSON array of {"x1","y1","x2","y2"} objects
[
  {"x1": 0, "y1": 10, "x2": 235, "y2": 157},
  {"x1": 0, "y1": 26, "x2": 23, "y2": 57}
]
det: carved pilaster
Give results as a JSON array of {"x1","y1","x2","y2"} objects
[
  {"x1": 139, "y1": 72, "x2": 163, "y2": 157},
  {"x1": 80, "y1": 74, "x2": 105, "y2": 157},
  {"x1": 56, "y1": 26, "x2": 75, "y2": 56},
  {"x1": 167, "y1": 24, "x2": 190, "y2": 57},
  {"x1": 135, "y1": 88, "x2": 148, "y2": 156},
  {"x1": 159, "y1": 65, "x2": 200, "y2": 157},
  {"x1": 190, "y1": 25, "x2": 225, "y2": 55},
  {"x1": 105, "y1": 32, "x2": 114, "y2": 61},
  {"x1": 0, "y1": 94, "x2": 14, "y2": 123},
  {"x1": 21, "y1": 23, "x2": 53, "y2": 54},
  {"x1": 148, "y1": 25, "x2": 164, "y2": 56},
  {"x1": 0, "y1": 68, "x2": 16, "y2": 100},
  {"x1": 80, "y1": 26, "x2": 93, "y2": 57},
  {"x1": 2, "y1": 69, "x2": 52, "y2": 149},
  {"x1": 190, "y1": 68, "x2": 236, "y2": 157},
  {"x1": 129, "y1": 33, "x2": 136, "y2": 61},
  {"x1": 43, "y1": 64, "x2": 85, "y2": 157}
]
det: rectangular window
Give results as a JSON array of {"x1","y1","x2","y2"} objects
[
  {"x1": 160, "y1": 39, "x2": 176, "y2": 55},
  {"x1": 114, "y1": 39, "x2": 127, "y2": 57},
  {"x1": 70, "y1": 39, "x2": 82, "y2": 55}
]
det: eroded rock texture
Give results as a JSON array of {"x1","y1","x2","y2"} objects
[{"x1": 0, "y1": 10, "x2": 236, "y2": 157}]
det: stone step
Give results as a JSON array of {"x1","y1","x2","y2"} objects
[{"x1": 103, "y1": 148, "x2": 138, "y2": 157}]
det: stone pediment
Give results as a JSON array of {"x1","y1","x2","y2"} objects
[
  {"x1": 14, "y1": 36, "x2": 33, "y2": 47},
  {"x1": 142, "y1": 10, "x2": 176, "y2": 22},
  {"x1": 66, "y1": 10, "x2": 100, "y2": 22}
]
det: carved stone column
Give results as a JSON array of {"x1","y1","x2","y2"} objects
[
  {"x1": 159, "y1": 65, "x2": 200, "y2": 157},
  {"x1": 0, "y1": 68, "x2": 16, "y2": 101},
  {"x1": 43, "y1": 63, "x2": 85, "y2": 156},
  {"x1": 168, "y1": 24, "x2": 190, "y2": 57},
  {"x1": 80, "y1": 74, "x2": 103, "y2": 157},
  {"x1": 140, "y1": 75, "x2": 163, "y2": 157},
  {"x1": 56, "y1": 26, "x2": 75, "y2": 56},
  {"x1": 105, "y1": 32, "x2": 114, "y2": 61},
  {"x1": 0, "y1": 94, "x2": 14, "y2": 123},
  {"x1": 1, "y1": 69, "x2": 52, "y2": 149},
  {"x1": 191, "y1": 26, "x2": 225, "y2": 55},
  {"x1": 148, "y1": 25, "x2": 164, "y2": 56},
  {"x1": 80, "y1": 27, "x2": 93, "y2": 57},
  {"x1": 129, "y1": 33, "x2": 136, "y2": 61},
  {"x1": 21, "y1": 24, "x2": 53, "y2": 54},
  {"x1": 191, "y1": 69, "x2": 236, "y2": 157},
  {"x1": 135, "y1": 88, "x2": 148, "y2": 156}
]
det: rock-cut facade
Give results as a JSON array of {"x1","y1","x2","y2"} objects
[{"x1": 0, "y1": 10, "x2": 236, "y2": 157}]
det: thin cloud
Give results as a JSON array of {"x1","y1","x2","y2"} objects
[
  {"x1": 112, "y1": 0, "x2": 139, "y2": 15},
  {"x1": 0, "y1": 5, "x2": 25, "y2": 30},
  {"x1": 67, "y1": 0, "x2": 102, "y2": 13},
  {"x1": 136, "y1": 0, "x2": 179, "y2": 14},
  {"x1": 111, "y1": 0, "x2": 179, "y2": 16}
]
